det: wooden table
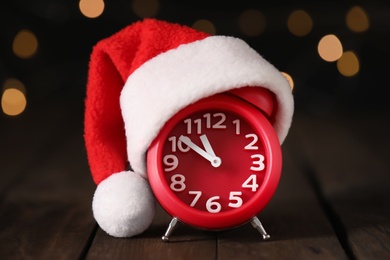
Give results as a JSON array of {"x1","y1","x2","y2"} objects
[{"x1": 1, "y1": 97, "x2": 389, "y2": 259}]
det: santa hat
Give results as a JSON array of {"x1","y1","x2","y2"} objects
[{"x1": 84, "y1": 18, "x2": 294, "y2": 238}]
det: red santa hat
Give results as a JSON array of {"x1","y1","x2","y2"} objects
[{"x1": 84, "y1": 18, "x2": 294, "y2": 238}]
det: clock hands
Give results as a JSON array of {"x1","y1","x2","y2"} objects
[
  {"x1": 179, "y1": 135, "x2": 222, "y2": 167},
  {"x1": 199, "y1": 134, "x2": 216, "y2": 157}
]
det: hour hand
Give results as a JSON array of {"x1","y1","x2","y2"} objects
[
  {"x1": 179, "y1": 135, "x2": 221, "y2": 167},
  {"x1": 199, "y1": 134, "x2": 216, "y2": 157}
]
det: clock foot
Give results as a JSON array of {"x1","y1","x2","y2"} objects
[
  {"x1": 162, "y1": 217, "x2": 179, "y2": 242},
  {"x1": 251, "y1": 216, "x2": 270, "y2": 240}
]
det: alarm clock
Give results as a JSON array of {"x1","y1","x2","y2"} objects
[{"x1": 147, "y1": 88, "x2": 282, "y2": 241}]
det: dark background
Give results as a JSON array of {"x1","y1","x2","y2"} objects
[
  {"x1": 1, "y1": 0, "x2": 390, "y2": 119},
  {"x1": 1, "y1": 1, "x2": 390, "y2": 258}
]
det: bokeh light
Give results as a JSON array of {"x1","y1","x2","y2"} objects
[
  {"x1": 132, "y1": 0, "x2": 159, "y2": 18},
  {"x1": 318, "y1": 34, "x2": 343, "y2": 62},
  {"x1": 281, "y1": 72, "x2": 294, "y2": 90},
  {"x1": 192, "y1": 19, "x2": 216, "y2": 35},
  {"x1": 287, "y1": 9, "x2": 313, "y2": 37},
  {"x1": 12, "y1": 30, "x2": 38, "y2": 58},
  {"x1": 337, "y1": 51, "x2": 360, "y2": 77},
  {"x1": 79, "y1": 0, "x2": 105, "y2": 18},
  {"x1": 346, "y1": 6, "x2": 369, "y2": 33},
  {"x1": 1, "y1": 79, "x2": 27, "y2": 116},
  {"x1": 3, "y1": 78, "x2": 26, "y2": 94},
  {"x1": 238, "y1": 9, "x2": 266, "y2": 37}
]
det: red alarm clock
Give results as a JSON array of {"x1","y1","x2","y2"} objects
[{"x1": 147, "y1": 88, "x2": 282, "y2": 241}]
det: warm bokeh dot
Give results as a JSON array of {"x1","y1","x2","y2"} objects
[
  {"x1": 2, "y1": 78, "x2": 27, "y2": 116},
  {"x1": 1, "y1": 88, "x2": 27, "y2": 116},
  {"x1": 337, "y1": 51, "x2": 360, "y2": 77},
  {"x1": 281, "y1": 72, "x2": 294, "y2": 90},
  {"x1": 79, "y1": 0, "x2": 105, "y2": 18},
  {"x1": 346, "y1": 6, "x2": 369, "y2": 33},
  {"x1": 192, "y1": 19, "x2": 216, "y2": 35},
  {"x1": 3, "y1": 78, "x2": 26, "y2": 94},
  {"x1": 318, "y1": 34, "x2": 343, "y2": 62},
  {"x1": 131, "y1": 0, "x2": 159, "y2": 18},
  {"x1": 287, "y1": 9, "x2": 313, "y2": 37},
  {"x1": 238, "y1": 9, "x2": 266, "y2": 37},
  {"x1": 13, "y1": 30, "x2": 38, "y2": 58}
]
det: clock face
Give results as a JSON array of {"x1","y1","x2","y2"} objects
[{"x1": 147, "y1": 94, "x2": 282, "y2": 230}]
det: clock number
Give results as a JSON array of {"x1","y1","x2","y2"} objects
[
  {"x1": 163, "y1": 155, "x2": 178, "y2": 172},
  {"x1": 168, "y1": 136, "x2": 190, "y2": 153},
  {"x1": 188, "y1": 191, "x2": 202, "y2": 207},
  {"x1": 183, "y1": 113, "x2": 226, "y2": 134},
  {"x1": 242, "y1": 174, "x2": 259, "y2": 192},
  {"x1": 232, "y1": 119, "x2": 240, "y2": 135},
  {"x1": 194, "y1": 119, "x2": 202, "y2": 134},
  {"x1": 203, "y1": 113, "x2": 227, "y2": 129},
  {"x1": 244, "y1": 134, "x2": 259, "y2": 150},
  {"x1": 251, "y1": 154, "x2": 265, "y2": 171},
  {"x1": 168, "y1": 136, "x2": 176, "y2": 151},
  {"x1": 203, "y1": 113, "x2": 211, "y2": 128},
  {"x1": 184, "y1": 119, "x2": 192, "y2": 134},
  {"x1": 206, "y1": 196, "x2": 221, "y2": 213},
  {"x1": 189, "y1": 192, "x2": 244, "y2": 210},
  {"x1": 212, "y1": 113, "x2": 227, "y2": 129},
  {"x1": 178, "y1": 140, "x2": 190, "y2": 152},
  {"x1": 170, "y1": 174, "x2": 186, "y2": 192},
  {"x1": 228, "y1": 191, "x2": 243, "y2": 208}
]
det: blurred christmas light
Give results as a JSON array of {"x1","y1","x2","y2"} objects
[
  {"x1": 238, "y1": 9, "x2": 266, "y2": 37},
  {"x1": 13, "y1": 30, "x2": 38, "y2": 58},
  {"x1": 346, "y1": 6, "x2": 369, "y2": 33},
  {"x1": 3, "y1": 78, "x2": 26, "y2": 94},
  {"x1": 281, "y1": 72, "x2": 294, "y2": 90},
  {"x1": 1, "y1": 88, "x2": 27, "y2": 116},
  {"x1": 79, "y1": 0, "x2": 105, "y2": 18},
  {"x1": 287, "y1": 9, "x2": 313, "y2": 37},
  {"x1": 318, "y1": 34, "x2": 343, "y2": 62},
  {"x1": 2, "y1": 78, "x2": 27, "y2": 116},
  {"x1": 132, "y1": 0, "x2": 159, "y2": 18},
  {"x1": 337, "y1": 51, "x2": 360, "y2": 77},
  {"x1": 192, "y1": 19, "x2": 216, "y2": 35}
]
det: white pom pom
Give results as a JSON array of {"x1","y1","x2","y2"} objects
[{"x1": 92, "y1": 171, "x2": 156, "y2": 237}]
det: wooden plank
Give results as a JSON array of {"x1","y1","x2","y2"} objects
[
  {"x1": 86, "y1": 204, "x2": 217, "y2": 259},
  {"x1": 0, "y1": 98, "x2": 84, "y2": 194},
  {"x1": 86, "y1": 113, "x2": 351, "y2": 259},
  {"x1": 216, "y1": 132, "x2": 348, "y2": 260},
  {"x1": 0, "y1": 101, "x2": 96, "y2": 259},
  {"x1": 292, "y1": 112, "x2": 390, "y2": 259},
  {"x1": 0, "y1": 201, "x2": 95, "y2": 259},
  {"x1": 339, "y1": 112, "x2": 390, "y2": 162}
]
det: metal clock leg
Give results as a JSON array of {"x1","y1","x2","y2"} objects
[
  {"x1": 250, "y1": 216, "x2": 271, "y2": 240},
  {"x1": 162, "y1": 217, "x2": 179, "y2": 242}
]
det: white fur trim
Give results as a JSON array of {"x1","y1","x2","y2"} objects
[
  {"x1": 92, "y1": 171, "x2": 155, "y2": 237},
  {"x1": 120, "y1": 36, "x2": 294, "y2": 176}
]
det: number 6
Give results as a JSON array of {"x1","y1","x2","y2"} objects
[{"x1": 206, "y1": 196, "x2": 221, "y2": 213}]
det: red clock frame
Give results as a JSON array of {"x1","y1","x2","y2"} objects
[{"x1": 147, "y1": 93, "x2": 282, "y2": 230}]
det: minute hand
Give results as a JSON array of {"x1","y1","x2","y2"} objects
[
  {"x1": 200, "y1": 134, "x2": 216, "y2": 157},
  {"x1": 179, "y1": 135, "x2": 221, "y2": 167}
]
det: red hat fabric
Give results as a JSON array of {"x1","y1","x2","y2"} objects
[
  {"x1": 84, "y1": 18, "x2": 294, "y2": 237},
  {"x1": 84, "y1": 19, "x2": 209, "y2": 185}
]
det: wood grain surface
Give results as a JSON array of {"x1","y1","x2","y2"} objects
[{"x1": 1, "y1": 99, "x2": 389, "y2": 259}]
